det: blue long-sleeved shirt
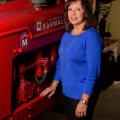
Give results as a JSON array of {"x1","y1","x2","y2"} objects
[{"x1": 54, "y1": 27, "x2": 102, "y2": 99}]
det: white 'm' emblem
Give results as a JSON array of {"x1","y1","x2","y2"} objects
[
  {"x1": 20, "y1": 32, "x2": 29, "y2": 48},
  {"x1": 21, "y1": 38, "x2": 28, "y2": 47}
]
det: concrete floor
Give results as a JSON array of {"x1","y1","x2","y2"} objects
[
  {"x1": 93, "y1": 81, "x2": 120, "y2": 120},
  {"x1": 37, "y1": 81, "x2": 120, "y2": 120}
]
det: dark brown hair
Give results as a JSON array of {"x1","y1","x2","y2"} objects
[{"x1": 64, "y1": 0, "x2": 96, "y2": 32}]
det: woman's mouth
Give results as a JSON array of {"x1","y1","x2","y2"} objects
[{"x1": 71, "y1": 17, "x2": 77, "y2": 20}]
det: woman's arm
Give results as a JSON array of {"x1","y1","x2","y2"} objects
[{"x1": 40, "y1": 80, "x2": 59, "y2": 98}]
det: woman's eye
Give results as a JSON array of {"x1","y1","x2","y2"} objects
[
  {"x1": 77, "y1": 8, "x2": 80, "y2": 11},
  {"x1": 68, "y1": 8, "x2": 72, "y2": 11},
  {"x1": 68, "y1": 8, "x2": 81, "y2": 12}
]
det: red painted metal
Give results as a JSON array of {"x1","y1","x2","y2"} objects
[{"x1": 0, "y1": 0, "x2": 65, "y2": 119}]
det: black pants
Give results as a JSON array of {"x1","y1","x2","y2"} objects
[
  {"x1": 63, "y1": 81, "x2": 101, "y2": 120},
  {"x1": 63, "y1": 96, "x2": 86, "y2": 120},
  {"x1": 63, "y1": 95, "x2": 98, "y2": 120}
]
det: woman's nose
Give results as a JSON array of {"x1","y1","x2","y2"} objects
[{"x1": 71, "y1": 9, "x2": 76, "y2": 15}]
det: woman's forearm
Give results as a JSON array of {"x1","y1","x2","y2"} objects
[{"x1": 50, "y1": 80, "x2": 59, "y2": 89}]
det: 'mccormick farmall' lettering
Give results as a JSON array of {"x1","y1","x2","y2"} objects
[{"x1": 36, "y1": 16, "x2": 64, "y2": 32}]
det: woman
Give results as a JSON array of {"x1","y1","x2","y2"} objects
[{"x1": 40, "y1": 0, "x2": 102, "y2": 120}]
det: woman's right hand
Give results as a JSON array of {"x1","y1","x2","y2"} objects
[
  {"x1": 40, "y1": 80, "x2": 59, "y2": 98},
  {"x1": 40, "y1": 86, "x2": 56, "y2": 98}
]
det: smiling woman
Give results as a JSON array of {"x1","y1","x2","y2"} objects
[{"x1": 40, "y1": 0, "x2": 103, "y2": 120}]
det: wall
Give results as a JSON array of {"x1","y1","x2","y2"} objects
[{"x1": 107, "y1": 0, "x2": 120, "y2": 39}]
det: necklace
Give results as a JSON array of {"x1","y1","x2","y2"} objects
[
  {"x1": 60, "y1": 36, "x2": 78, "y2": 71},
  {"x1": 61, "y1": 37, "x2": 77, "y2": 53}
]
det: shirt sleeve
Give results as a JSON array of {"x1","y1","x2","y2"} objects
[
  {"x1": 53, "y1": 57, "x2": 61, "y2": 81},
  {"x1": 82, "y1": 30, "x2": 103, "y2": 95},
  {"x1": 53, "y1": 32, "x2": 67, "y2": 81}
]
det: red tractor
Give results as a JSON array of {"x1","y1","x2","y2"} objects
[{"x1": 0, "y1": 0, "x2": 65, "y2": 119}]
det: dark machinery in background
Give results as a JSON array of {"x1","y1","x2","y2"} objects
[{"x1": 95, "y1": 0, "x2": 115, "y2": 38}]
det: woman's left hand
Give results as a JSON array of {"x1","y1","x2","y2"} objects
[{"x1": 75, "y1": 101, "x2": 88, "y2": 118}]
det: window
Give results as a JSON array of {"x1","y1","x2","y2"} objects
[
  {"x1": 30, "y1": 0, "x2": 56, "y2": 7},
  {"x1": 0, "y1": 0, "x2": 14, "y2": 4}
]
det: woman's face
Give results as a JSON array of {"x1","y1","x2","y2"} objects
[{"x1": 68, "y1": 0, "x2": 85, "y2": 27}]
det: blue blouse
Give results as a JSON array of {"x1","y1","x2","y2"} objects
[{"x1": 54, "y1": 27, "x2": 103, "y2": 99}]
